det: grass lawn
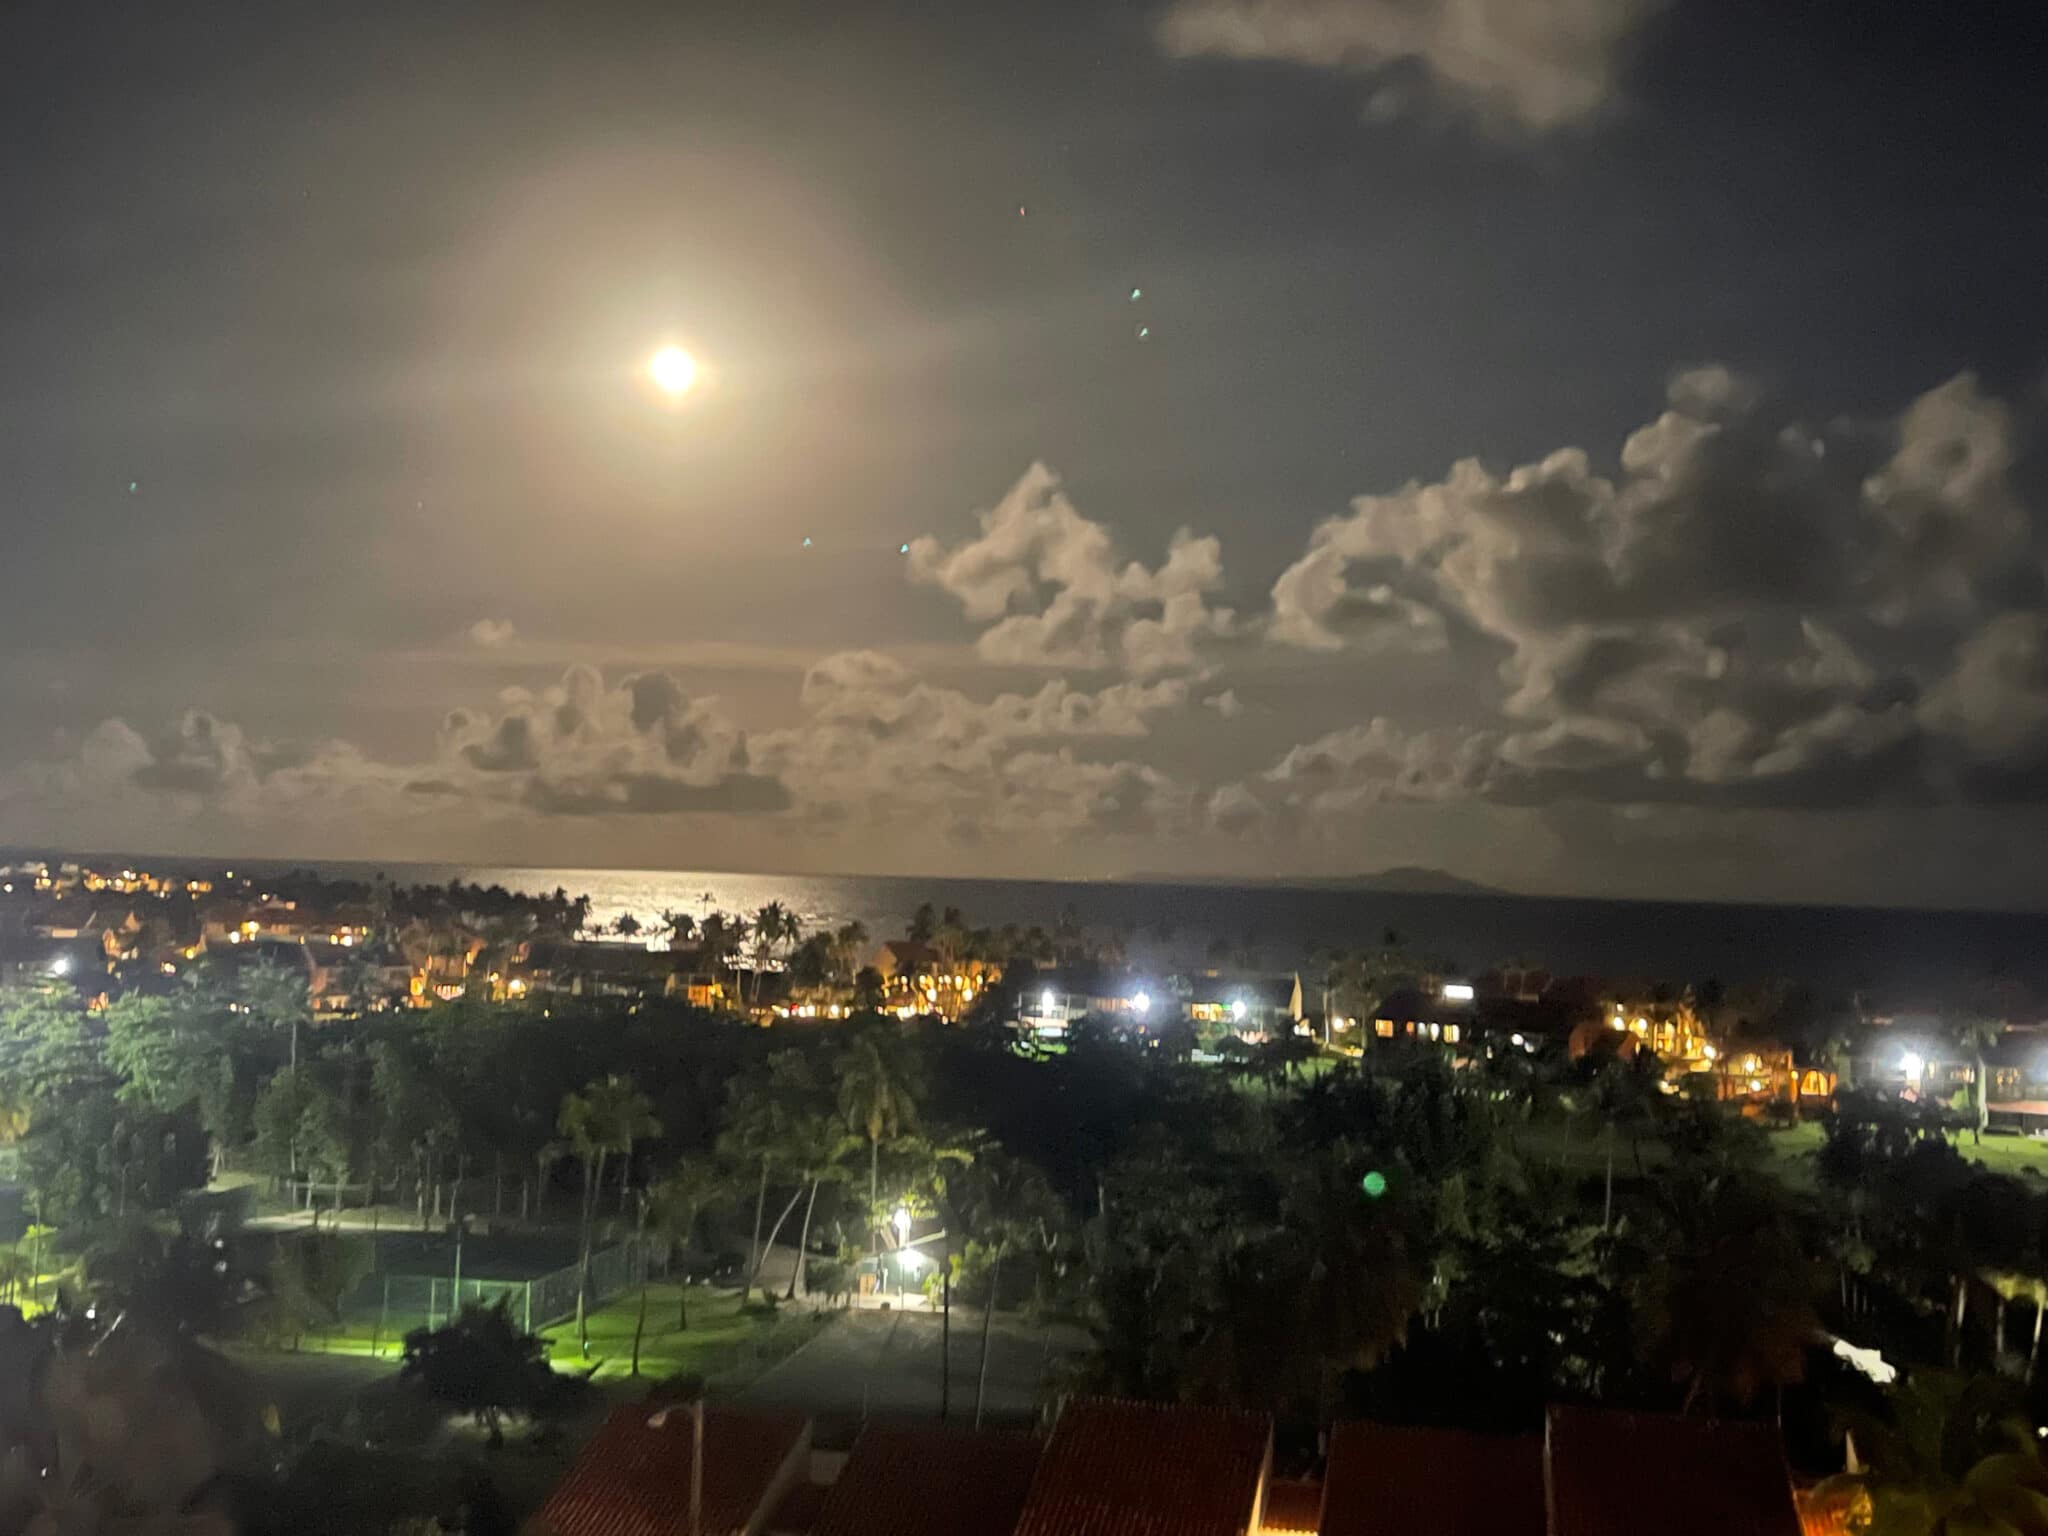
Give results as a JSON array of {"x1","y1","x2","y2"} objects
[
  {"x1": 538, "y1": 1284, "x2": 830, "y2": 1388},
  {"x1": 270, "y1": 1282, "x2": 825, "y2": 1393},
  {"x1": 1511, "y1": 1113, "x2": 2048, "y2": 1191}
]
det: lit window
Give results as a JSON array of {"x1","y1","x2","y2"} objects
[
  {"x1": 1375, "y1": 1018, "x2": 1394, "y2": 1038},
  {"x1": 1444, "y1": 1024, "x2": 1460, "y2": 1044}
]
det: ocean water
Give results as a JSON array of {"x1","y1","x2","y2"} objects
[{"x1": 323, "y1": 863, "x2": 2048, "y2": 1001}]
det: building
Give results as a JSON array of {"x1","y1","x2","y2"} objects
[
  {"x1": 1012, "y1": 1397, "x2": 1273, "y2": 1536},
  {"x1": 0, "y1": 934, "x2": 108, "y2": 997},
  {"x1": 528, "y1": 1403, "x2": 811, "y2": 1536},
  {"x1": 874, "y1": 940, "x2": 995, "y2": 1021},
  {"x1": 1368, "y1": 985, "x2": 1477, "y2": 1048},
  {"x1": 1179, "y1": 973, "x2": 1305, "y2": 1040},
  {"x1": 811, "y1": 1423, "x2": 1041, "y2": 1536},
  {"x1": 1320, "y1": 1423, "x2": 1544, "y2": 1536},
  {"x1": 1544, "y1": 1406, "x2": 1802, "y2": 1536},
  {"x1": 1013, "y1": 966, "x2": 1149, "y2": 1036},
  {"x1": 536, "y1": 1396, "x2": 1817, "y2": 1536},
  {"x1": 515, "y1": 941, "x2": 685, "y2": 1002}
]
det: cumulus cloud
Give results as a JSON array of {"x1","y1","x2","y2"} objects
[
  {"x1": 1, "y1": 653, "x2": 1208, "y2": 855},
  {"x1": 1156, "y1": 0, "x2": 1659, "y2": 133},
  {"x1": 748, "y1": 649, "x2": 1201, "y2": 843},
  {"x1": 907, "y1": 462, "x2": 1234, "y2": 676},
  {"x1": 468, "y1": 618, "x2": 516, "y2": 648},
  {"x1": 3, "y1": 666, "x2": 793, "y2": 829},
  {"x1": 1249, "y1": 369, "x2": 2048, "y2": 816}
]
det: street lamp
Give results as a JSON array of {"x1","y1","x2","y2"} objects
[
  {"x1": 892, "y1": 1206, "x2": 911, "y2": 1245},
  {"x1": 1900, "y1": 1051, "x2": 1925, "y2": 1087}
]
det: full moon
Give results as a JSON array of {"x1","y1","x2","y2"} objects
[{"x1": 648, "y1": 344, "x2": 698, "y2": 396}]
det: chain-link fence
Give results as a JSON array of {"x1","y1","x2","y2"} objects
[{"x1": 341, "y1": 1235, "x2": 666, "y2": 1351}]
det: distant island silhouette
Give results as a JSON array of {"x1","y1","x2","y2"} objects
[{"x1": 1121, "y1": 866, "x2": 1509, "y2": 898}]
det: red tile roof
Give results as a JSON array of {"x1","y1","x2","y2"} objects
[
  {"x1": 1258, "y1": 1479, "x2": 1324, "y2": 1535},
  {"x1": 535, "y1": 1403, "x2": 810, "y2": 1536},
  {"x1": 813, "y1": 1424, "x2": 1043, "y2": 1536},
  {"x1": 1320, "y1": 1423, "x2": 1543, "y2": 1536},
  {"x1": 767, "y1": 1479, "x2": 833, "y2": 1536},
  {"x1": 1014, "y1": 1398, "x2": 1271, "y2": 1536},
  {"x1": 1545, "y1": 1406, "x2": 1801, "y2": 1536}
]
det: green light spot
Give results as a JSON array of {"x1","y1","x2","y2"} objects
[{"x1": 1361, "y1": 1171, "x2": 1388, "y2": 1199}]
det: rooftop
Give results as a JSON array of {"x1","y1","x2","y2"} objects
[
  {"x1": 814, "y1": 1423, "x2": 1042, "y2": 1536},
  {"x1": 1013, "y1": 1397, "x2": 1270, "y2": 1536},
  {"x1": 534, "y1": 1403, "x2": 810, "y2": 1536},
  {"x1": 1545, "y1": 1406, "x2": 1801, "y2": 1536},
  {"x1": 1320, "y1": 1423, "x2": 1543, "y2": 1536}
]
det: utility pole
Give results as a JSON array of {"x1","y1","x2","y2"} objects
[
  {"x1": 451, "y1": 1213, "x2": 466, "y2": 1315},
  {"x1": 691, "y1": 1396, "x2": 704, "y2": 1536}
]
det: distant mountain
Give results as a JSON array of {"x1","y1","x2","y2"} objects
[
  {"x1": 1275, "y1": 867, "x2": 1509, "y2": 897},
  {"x1": 1122, "y1": 866, "x2": 1510, "y2": 898}
]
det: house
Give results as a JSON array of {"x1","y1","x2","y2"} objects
[
  {"x1": 1368, "y1": 985, "x2": 1477, "y2": 1048},
  {"x1": 811, "y1": 1423, "x2": 1041, "y2": 1536},
  {"x1": 528, "y1": 1403, "x2": 811, "y2": 1536},
  {"x1": 1012, "y1": 966, "x2": 1149, "y2": 1036},
  {"x1": 1544, "y1": 1406, "x2": 1802, "y2": 1536},
  {"x1": 515, "y1": 941, "x2": 685, "y2": 1002},
  {"x1": 1320, "y1": 1423, "x2": 1543, "y2": 1536},
  {"x1": 530, "y1": 1395, "x2": 1820, "y2": 1536},
  {"x1": 1012, "y1": 1396, "x2": 1273, "y2": 1536},
  {"x1": 0, "y1": 934, "x2": 107, "y2": 995},
  {"x1": 874, "y1": 940, "x2": 995, "y2": 1021},
  {"x1": 1178, "y1": 973, "x2": 1304, "y2": 1040}
]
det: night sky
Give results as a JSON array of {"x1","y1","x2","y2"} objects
[{"x1": 4, "y1": 0, "x2": 2046, "y2": 907}]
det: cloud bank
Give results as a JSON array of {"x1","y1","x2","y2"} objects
[
  {"x1": 1155, "y1": 0, "x2": 1661, "y2": 133},
  {"x1": 4, "y1": 367, "x2": 2044, "y2": 900}
]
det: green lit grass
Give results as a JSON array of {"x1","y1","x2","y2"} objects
[
  {"x1": 256, "y1": 1283, "x2": 824, "y2": 1391},
  {"x1": 539, "y1": 1284, "x2": 829, "y2": 1387}
]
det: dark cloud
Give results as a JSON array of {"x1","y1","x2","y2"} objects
[
  {"x1": 1253, "y1": 370, "x2": 2048, "y2": 816},
  {"x1": 524, "y1": 771, "x2": 792, "y2": 817}
]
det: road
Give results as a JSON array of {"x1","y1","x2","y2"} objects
[{"x1": 738, "y1": 1309, "x2": 1086, "y2": 1446}]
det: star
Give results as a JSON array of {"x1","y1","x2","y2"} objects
[
  {"x1": 127, "y1": 481, "x2": 138, "y2": 493},
  {"x1": 1137, "y1": 326, "x2": 1150, "y2": 340},
  {"x1": 1129, "y1": 288, "x2": 1142, "y2": 301}
]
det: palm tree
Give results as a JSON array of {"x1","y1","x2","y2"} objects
[
  {"x1": 719, "y1": 1053, "x2": 809, "y2": 1293},
  {"x1": 558, "y1": 1076, "x2": 661, "y2": 1352},
  {"x1": 1825, "y1": 1370, "x2": 2048, "y2": 1536},
  {"x1": 697, "y1": 912, "x2": 743, "y2": 1002},
  {"x1": 649, "y1": 1160, "x2": 722, "y2": 1330},
  {"x1": 1954, "y1": 1015, "x2": 2005, "y2": 1144},
  {"x1": 661, "y1": 910, "x2": 698, "y2": 951},
  {"x1": 948, "y1": 1151, "x2": 1058, "y2": 1426},
  {"x1": 837, "y1": 1028, "x2": 922, "y2": 1271},
  {"x1": 778, "y1": 1114, "x2": 851, "y2": 1302},
  {"x1": 832, "y1": 922, "x2": 870, "y2": 986}
]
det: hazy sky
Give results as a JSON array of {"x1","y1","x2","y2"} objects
[{"x1": 4, "y1": 0, "x2": 2046, "y2": 907}]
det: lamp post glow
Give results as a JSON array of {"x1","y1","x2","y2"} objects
[
  {"x1": 1900, "y1": 1051, "x2": 1925, "y2": 1087},
  {"x1": 892, "y1": 1206, "x2": 911, "y2": 1245}
]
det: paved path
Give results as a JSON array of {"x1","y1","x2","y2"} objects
[{"x1": 738, "y1": 1309, "x2": 1086, "y2": 1445}]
